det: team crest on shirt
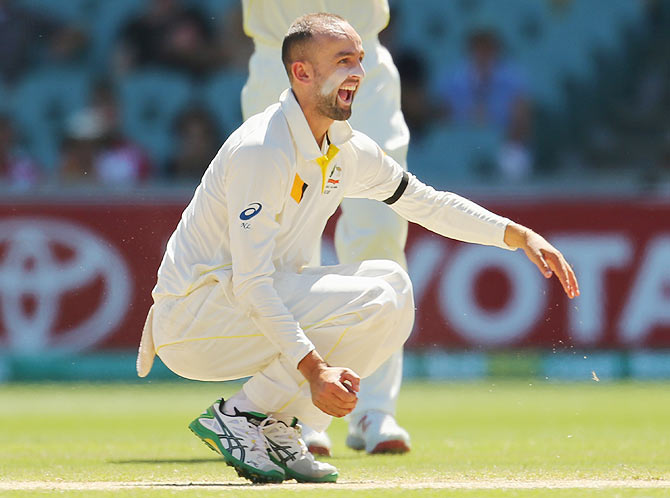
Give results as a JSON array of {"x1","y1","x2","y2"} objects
[{"x1": 324, "y1": 164, "x2": 342, "y2": 194}]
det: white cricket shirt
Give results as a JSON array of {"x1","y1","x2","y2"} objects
[{"x1": 154, "y1": 89, "x2": 512, "y2": 367}]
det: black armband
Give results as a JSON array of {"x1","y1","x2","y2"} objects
[{"x1": 382, "y1": 171, "x2": 409, "y2": 205}]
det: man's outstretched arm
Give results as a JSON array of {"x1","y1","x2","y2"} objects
[{"x1": 345, "y1": 139, "x2": 580, "y2": 300}]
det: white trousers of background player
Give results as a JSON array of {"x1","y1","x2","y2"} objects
[
  {"x1": 152, "y1": 260, "x2": 414, "y2": 430},
  {"x1": 242, "y1": 38, "x2": 410, "y2": 419}
]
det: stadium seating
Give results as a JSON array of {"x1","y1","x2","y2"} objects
[
  {"x1": 87, "y1": 0, "x2": 145, "y2": 73},
  {"x1": 390, "y1": 0, "x2": 463, "y2": 76},
  {"x1": 16, "y1": 0, "x2": 143, "y2": 73},
  {"x1": 408, "y1": 124, "x2": 502, "y2": 189},
  {"x1": 200, "y1": 70, "x2": 248, "y2": 138},
  {"x1": 186, "y1": 0, "x2": 239, "y2": 19},
  {"x1": 9, "y1": 0, "x2": 649, "y2": 182},
  {"x1": 118, "y1": 70, "x2": 193, "y2": 168},
  {"x1": 16, "y1": 0, "x2": 104, "y2": 24},
  {"x1": 10, "y1": 67, "x2": 91, "y2": 169},
  {"x1": 0, "y1": 81, "x2": 8, "y2": 115},
  {"x1": 478, "y1": 0, "x2": 551, "y2": 56},
  {"x1": 391, "y1": 0, "x2": 643, "y2": 114}
]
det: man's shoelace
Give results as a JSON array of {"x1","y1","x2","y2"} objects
[
  {"x1": 260, "y1": 417, "x2": 310, "y2": 460},
  {"x1": 226, "y1": 413, "x2": 271, "y2": 458}
]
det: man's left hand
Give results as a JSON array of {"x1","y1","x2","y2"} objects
[{"x1": 504, "y1": 222, "x2": 580, "y2": 299}]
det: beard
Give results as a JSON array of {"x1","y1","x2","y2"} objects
[
  {"x1": 314, "y1": 68, "x2": 353, "y2": 121},
  {"x1": 314, "y1": 90, "x2": 352, "y2": 121}
]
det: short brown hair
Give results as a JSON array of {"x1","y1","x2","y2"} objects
[{"x1": 281, "y1": 12, "x2": 347, "y2": 81}]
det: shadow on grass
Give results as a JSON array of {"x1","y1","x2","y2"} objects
[
  {"x1": 109, "y1": 458, "x2": 221, "y2": 465},
  {"x1": 111, "y1": 455, "x2": 370, "y2": 464},
  {"x1": 124, "y1": 482, "x2": 255, "y2": 488}
]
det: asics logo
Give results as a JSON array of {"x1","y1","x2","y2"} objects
[
  {"x1": 239, "y1": 203, "x2": 262, "y2": 220},
  {"x1": 265, "y1": 436, "x2": 298, "y2": 464},
  {"x1": 212, "y1": 410, "x2": 247, "y2": 461}
]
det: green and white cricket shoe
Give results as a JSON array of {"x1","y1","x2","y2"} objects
[
  {"x1": 188, "y1": 399, "x2": 284, "y2": 483},
  {"x1": 261, "y1": 418, "x2": 338, "y2": 483}
]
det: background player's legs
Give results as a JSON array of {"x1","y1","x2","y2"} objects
[
  {"x1": 332, "y1": 143, "x2": 411, "y2": 452},
  {"x1": 350, "y1": 348, "x2": 403, "y2": 416},
  {"x1": 335, "y1": 198, "x2": 408, "y2": 269},
  {"x1": 241, "y1": 46, "x2": 286, "y2": 119},
  {"x1": 335, "y1": 199, "x2": 407, "y2": 418}
]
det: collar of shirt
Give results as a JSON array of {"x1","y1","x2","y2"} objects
[{"x1": 279, "y1": 88, "x2": 353, "y2": 162}]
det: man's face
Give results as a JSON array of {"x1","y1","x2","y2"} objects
[{"x1": 309, "y1": 23, "x2": 365, "y2": 121}]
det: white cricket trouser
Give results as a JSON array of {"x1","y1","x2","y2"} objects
[
  {"x1": 242, "y1": 38, "x2": 410, "y2": 418},
  {"x1": 153, "y1": 260, "x2": 414, "y2": 430}
]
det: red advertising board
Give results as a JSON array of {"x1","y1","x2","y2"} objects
[
  {"x1": 1, "y1": 196, "x2": 669, "y2": 354},
  {"x1": 404, "y1": 198, "x2": 670, "y2": 349}
]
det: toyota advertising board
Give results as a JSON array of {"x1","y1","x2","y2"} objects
[
  {"x1": 405, "y1": 199, "x2": 670, "y2": 350},
  {"x1": 1, "y1": 197, "x2": 669, "y2": 359},
  {"x1": 0, "y1": 200, "x2": 181, "y2": 356}
]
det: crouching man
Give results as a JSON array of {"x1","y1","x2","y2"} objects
[{"x1": 137, "y1": 13, "x2": 579, "y2": 484}]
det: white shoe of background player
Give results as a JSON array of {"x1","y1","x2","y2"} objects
[
  {"x1": 299, "y1": 423, "x2": 332, "y2": 457},
  {"x1": 346, "y1": 410, "x2": 411, "y2": 454}
]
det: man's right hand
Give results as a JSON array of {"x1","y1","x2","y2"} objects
[{"x1": 298, "y1": 350, "x2": 360, "y2": 417}]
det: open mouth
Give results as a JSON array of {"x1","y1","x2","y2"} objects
[{"x1": 337, "y1": 83, "x2": 357, "y2": 106}]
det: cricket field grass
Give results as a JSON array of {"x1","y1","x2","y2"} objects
[{"x1": 1, "y1": 380, "x2": 668, "y2": 497}]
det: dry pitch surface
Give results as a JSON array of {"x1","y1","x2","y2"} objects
[
  {"x1": 1, "y1": 478, "x2": 670, "y2": 490},
  {"x1": 1, "y1": 381, "x2": 668, "y2": 497}
]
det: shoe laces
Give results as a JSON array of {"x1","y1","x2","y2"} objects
[
  {"x1": 243, "y1": 425, "x2": 268, "y2": 457},
  {"x1": 260, "y1": 417, "x2": 311, "y2": 462},
  {"x1": 224, "y1": 408, "x2": 272, "y2": 461}
]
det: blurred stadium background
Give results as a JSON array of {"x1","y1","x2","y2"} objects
[{"x1": 1, "y1": 0, "x2": 670, "y2": 383}]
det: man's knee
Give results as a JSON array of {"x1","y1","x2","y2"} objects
[{"x1": 346, "y1": 264, "x2": 413, "y2": 378}]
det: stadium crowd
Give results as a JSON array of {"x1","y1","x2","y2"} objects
[{"x1": 1, "y1": 0, "x2": 669, "y2": 191}]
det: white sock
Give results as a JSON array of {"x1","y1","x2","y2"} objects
[{"x1": 224, "y1": 390, "x2": 265, "y2": 415}]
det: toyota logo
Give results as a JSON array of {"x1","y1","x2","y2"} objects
[{"x1": 0, "y1": 218, "x2": 131, "y2": 353}]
